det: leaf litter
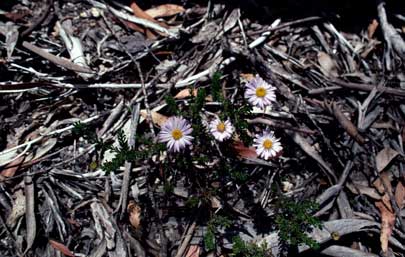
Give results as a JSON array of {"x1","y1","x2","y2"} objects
[{"x1": 1, "y1": 0, "x2": 405, "y2": 257}]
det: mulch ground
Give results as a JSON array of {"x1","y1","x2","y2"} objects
[{"x1": 1, "y1": 1, "x2": 405, "y2": 257}]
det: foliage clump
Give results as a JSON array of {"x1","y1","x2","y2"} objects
[
  {"x1": 73, "y1": 122, "x2": 165, "y2": 174},
  {"x1": 275, "y1": 198, "x2": 321, "y2": 250},
  {"x1": 204, "y1": 215, "x2": 232, "y2": 251},
  {"x1": 231, "y1": 236, "x2": 269, "y2": 257}
]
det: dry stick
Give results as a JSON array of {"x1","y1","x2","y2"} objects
[
  {"x1": 286, "y1": 131, "x2": 337, "y2": 184},
  {"x1": 329, "y1": 102, "x2": 365, "y2": 145},
  {"x1": 118, "y1": 103, "x2": 140, "y2": 220},
  {"x1": 0, "y1": 114, "x2": 100, "y2": 161},
  {"x1": 248, "y1": 16, "x2": 323, "y2": 36},
  {"x1": 136, "y1": 61, "x2": 155, "y2": 135},
  {"x1": 101, "y1": 12, "x2": 155, "y2": 135},
  {"x1": 307, "y1": 86, "x2": 343, "y2": 95},
  {"x1": 97, "y1": 100, "x2": 124, "y2": 138},
  {"x1": 23, "y1": 169, "x2": 36, "y2": 255},
  {"x1": 304, "y1": 106, "x2": 345, "y2": 167},
  {"x1": 316, "y1": 161, "x2": 353, "y2": 215},
  {"x1": 0, "y1": 145, "x2": 100, "y2": 183},
  {"x1": 247, "y1": 117, "x2": 316, "y2": 135},
  {"x1": 22, "y1": 42, "x2": 95, "y2": 74},
  {"x1": 174, "y1": 221, "x2": 197, "y2": 257},
  {"x1": 90, "y1": 0, "x2": 176, "y2": 37},
  {"x1": 0, "y1": 82, "x2": 170, "y2": 90},
  {"x1": 309, "y1": 80, "x2": 405, "y2": 97}
]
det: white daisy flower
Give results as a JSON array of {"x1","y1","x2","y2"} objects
[
  {"x1": 158, "y1": 116, "x2": 193, "y2": 152},
  {"x1": 253, "y1": 131, "x2": 282, "y2": 160},
  {"x1": 209, "y1": 118, "x2": 235, "y2": 142},
  {"x1": 244, "y1": 75, "x2": 277, "y2": 109}
]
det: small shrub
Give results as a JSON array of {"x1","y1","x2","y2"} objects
[
  {"x1": 204, "y1": 215, "x2": 232, "y2": 251},
  {"x1": 231, "y1": 236, "x2": 269, "y2": 257},
  {"x1": 275, "y1": 198, "x2": 321, "y2": 250}
]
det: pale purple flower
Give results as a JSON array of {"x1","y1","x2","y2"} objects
[
  {"x1": 209, "y1": 118, "x2": 234, "y2": 142},
  {"x1": 158, "y1": 116, "x2": 193, "y2": 152},
  {"x1": 244, "y1": 75, "x2": 276, "y2": 109},
  {"x1": 253, "y1": 131, "x2": 282, "y2": 160}
]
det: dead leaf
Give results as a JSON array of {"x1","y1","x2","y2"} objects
[
  {"x1": 174, "y1": 88, "x2": 198, "y2": 99},
  {"x1": 145, "y1": 29, "x2": 157, "y2": 40},
  {"x1": 375, "y1": 201, "x2": 395, "y2": 253},
  {"x1": 5, "y1": 22, "x2": 18, "y2": 59},
  {"x1": 1, "y1": 156, "x2": 25, "y2": 177},
  {"x1": 376, "y1": 147, "x2": 399, "y2": 172},
  {"x1": 122, "y1": 19, "x2": 147, "y2": 34},
  {"x1": 6, "y1": 189, "x2": 25, "y2": 227},
  {"x1": 191, "y1": 22, "x2": 219, "y2": 43},
  {"x1": 317, "y1": 52, "x2": 338, "y2": 77},
  {"x1": 128, "y1": 201, "x2": 141, "y2": 229},
  {"x1": 2, "y1": 10, "x2": 30, "y2": 22},
  {"x1": 145, "y1": 4, "x2": 185, "y2": 18},
  {"x1": 140, "y1": 110, "x2": 168, "y2": 127},
  {"x1": 348, "y1": 183, "x2": 381, "y2": 200},
  {"x1": 223, "y1": 9, "x2": 240, "y2": 33},
  {"x1": 210, "y1": 196, "x2": 222, "y2": 209},
  {"x1": 368, "y1": 19, "x2": 379, "y2": 39},
  {"x1": 49, "y1": 240, "x2": 75, "y2": 257},
  {"x1": 373, "y1": 172, "x2": 393, "y2": 210},
  {"x1": 32, "y1": 138, "x2": 57, "y2": 161},
  {"x1": 240, "y1": 73, "x2": 255, "y2": 81},
  {"x1": 395, "y1": 181, "x2": 405, "y2": 209},
  {"x1": 185, "y1": 245, "x2": 201, "y2": 257},
  {"x1": 0, "y1": 148, "x2": 18, "y2": 167},
  {"x1": 373, "y1": 177, "x2": 384, "y2": 194},
  {"x1": 130, "y1": 1, "x2": 167, "y2": 29},
  {"x1": 233, "y1": 141, "x2": 257, "y2": 159},
  {"x1": 25, "y1": 174, "x2": 36, "y2": 253},
  {"x1": 1, "y1": 138, "x2": 56, "y2": 177}
]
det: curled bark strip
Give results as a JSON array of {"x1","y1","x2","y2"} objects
[
  {"x1": 331, "y1": 102, "x2": 365, "y2": 144},
  {"x1": 21, "y1": 0, "x2": 52, "y2": 37}
]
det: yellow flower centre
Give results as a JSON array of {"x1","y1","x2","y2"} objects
[
  {"x1": 171, "y1": 129, "x2": 183, "y2": 140},
  {"x1": 263, "y1": 139, "x2": 273, "y2": 149},
  {"x1": 255, "y1": 86, "x2": 267, "y2": 97},
  {"x1": 217, "y1": 122, "x2": 226, "y2": 132}
]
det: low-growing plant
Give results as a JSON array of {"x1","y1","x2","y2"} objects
[
  {"x1": 204, "y1": 215, "x2": 232, "y2": 251},
  {"x1": 275, "y1": 198, "x2": 322, "y2": 250},
  {"x1": 211, "y1": 72, "x2": 222, "y2": 102},
  {"x1": 231, "y1": 236, "x2": 269, "y2": 257},
  {"x1": 164, "y1": 94, "x2": 179, "y2": 115},
  {"x1": 73, "y1": 121, "x2": 107, "y2": 151},
  {"x1": 102, "y1": 132, "x2": 165, "y2": 174}
]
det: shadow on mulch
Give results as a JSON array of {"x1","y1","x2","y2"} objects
[
  {"x1": 97, "y1": 0, "x2": 405, "y2": 34},
  {"x1": 3, "y1": 0, "x2": 403, "y2": 34},
  {"x1": 221, "y1": 0, "x2": 405, "y2": 33}
]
